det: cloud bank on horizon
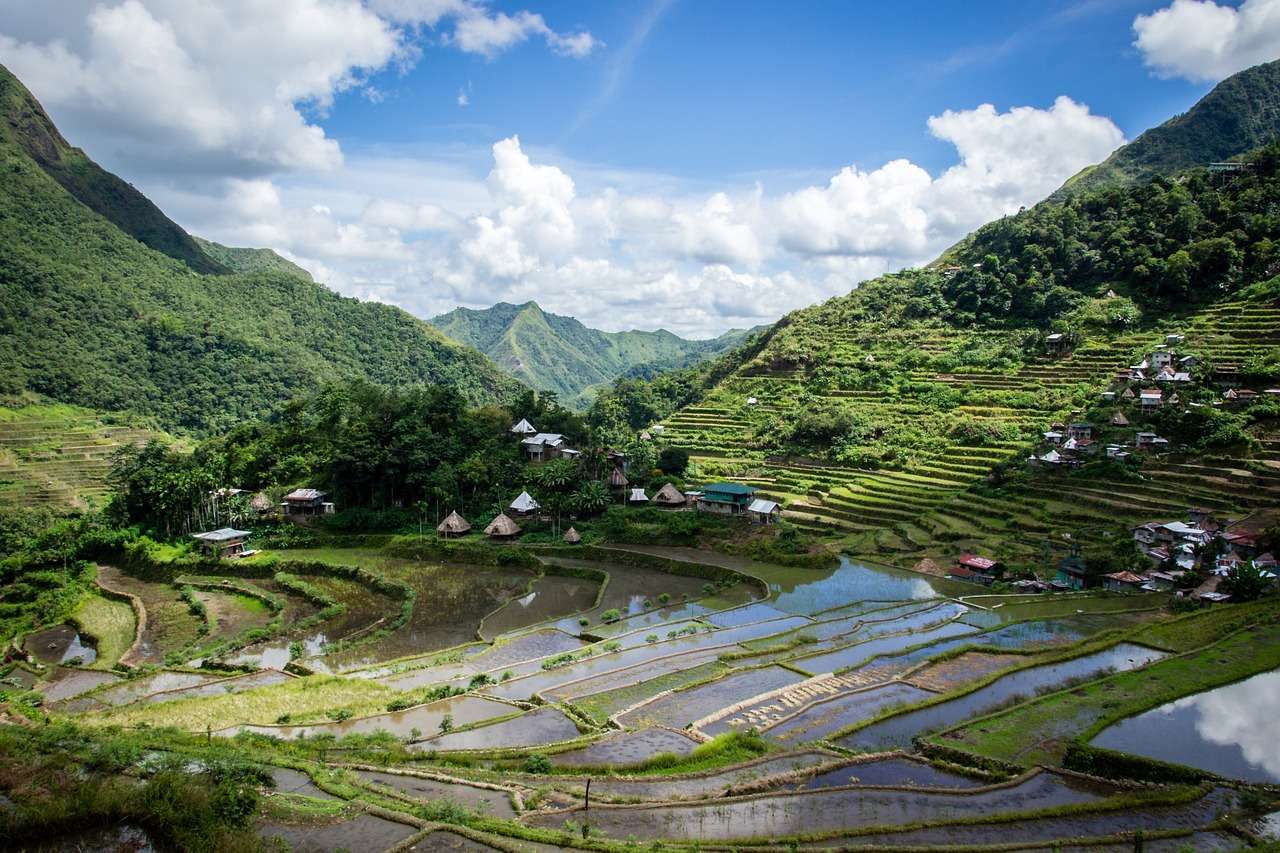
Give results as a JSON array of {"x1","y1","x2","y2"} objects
[{"x1": 1, "y1": 0, "x2": 1277, "y2": 338}]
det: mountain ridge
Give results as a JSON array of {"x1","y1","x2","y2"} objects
[
  {"x1": 1054, "y1": 58, "x2": 1280, "y2": 198},
  {"x1": 431, "y1": 300, "x2": 762, "y2": 407},
  {"x1": 0, "y1": 63, "x2": 521, "y2": 435}
]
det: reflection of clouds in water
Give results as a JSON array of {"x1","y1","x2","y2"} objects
[
  {"x1": 908, "y1": 579, "x2": 938, "y2": 600},
  {"x1": 514, "y1": 592, "x2": 537, "y2": 609},
  {"x1": 1186, "y1": 672, "x2": 1280, "y2": 778}
]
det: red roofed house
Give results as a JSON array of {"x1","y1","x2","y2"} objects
[{"x1": 949, "y1": 553, "x2": 1001, "y2": 585}]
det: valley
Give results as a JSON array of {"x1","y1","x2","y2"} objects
[{"x1": 2, "y1": 31, "x2": 1280, "y2": 853}]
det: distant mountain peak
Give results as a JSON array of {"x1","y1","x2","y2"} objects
[{"x1": 430, "y1": 302, "x2": 762, "y2": 407}]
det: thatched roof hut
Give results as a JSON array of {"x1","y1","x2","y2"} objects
[
  {"x1": 913, "y1": 558, "x2": 944, "y2": 577},
  {"x1": 608, "y1": 468, "x2": 629, "y2": 489},
  {"x1": 484, "y1": 513, "x2": 521, "y2": 540},
  {"x1": 249, "y1": 492, "x2": 274, "y2": 514},
  {"x1": 563, "y1": 526, "x2": 581, "y2": 544},
  {"x1": 653, "y1": 482, "x2": 685, "y2": 507},
  {"x1": 437, "y1": 511, "x2": 471, "y2": 537},
  {"x1": 1111, "y1": 410, "x2": 1129, "y2": 426}
]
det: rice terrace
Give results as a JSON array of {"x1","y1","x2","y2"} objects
[{"x1": 4, "y1": 3, "x2": 1280, "y2": 852}]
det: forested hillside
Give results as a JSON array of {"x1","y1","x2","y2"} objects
[
  {"x1": 193, "y1": 237, "x2": 314, "y2": 281},
  {"x1": 0, "y1": 65, "x2": 520, "y2": 436},
  {"x1": 1056, "y1": 58, "x2": 1280, "y2": 197},
  {"x1": 432, "y1": 301, "x2": 759, "y2": 408},
  {"x1": 643, "y1": 143, "x2": 1280, "y2": 573}
]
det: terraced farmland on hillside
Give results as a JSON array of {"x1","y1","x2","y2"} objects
[
  {"x1": 661, "y1": 292, "x2": 1280, "y2": 570},
  {"x1": 0, "y1": 403, "x2": 170, "y2": 510}
]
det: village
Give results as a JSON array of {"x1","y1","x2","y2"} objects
[{"x1": 188, "y1": 415, "x2": 784, "y2": 560}]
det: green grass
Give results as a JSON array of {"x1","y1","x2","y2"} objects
[
  {"x1": 68, "y1": 593, "x2": 135, "y2": 670},
  {"x1": 928, "y1": 607, "x2": 1280, "y2": 767},
  {"x1": 86, "y1": 675, "x2": 400, "y2": 730}
]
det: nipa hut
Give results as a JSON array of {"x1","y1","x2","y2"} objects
[
  {"x1": 608, "y1": 468, "x2": 629, "y2": 489},
  {"x1": 484, "y1": 513, "x2": 521, "y2": 540},
  {"x1": 653, "y1": 482, "x2": 685, "y2": 508},
  {"x1": 563, "y1": 526, "x2": 581, "y2": 544},
  {"x1": 1111, "y1": 411, "x2": 1129, "y2": 426},
  {"x1": 437, "y1": 511, "x2": 471, "y2": 538},
  {"x1": 249, "y1": 492, "x2": 275, "y2": 515}
]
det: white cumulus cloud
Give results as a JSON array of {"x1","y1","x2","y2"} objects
[{"x1": 1133, "y1": 0, "x2": 1280, "y2": 83}]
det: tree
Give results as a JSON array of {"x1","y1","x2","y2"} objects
[
  {"x1": 657, "y1": 447, "x2": 689, "y2": 476},
  {"x1": 1220, "y1": 561, "x2": 1270, "y2": 603}
]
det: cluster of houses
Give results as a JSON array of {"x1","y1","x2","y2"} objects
[
  {"x1": 440, "y1": 479, "x2": 784, "y2": 545},
  {"x1": 1030, "y1": 419, "x2": 1172, "y2": 467},
  {"x1": 940, "y1": 504, "x2": 1275, "y2": 603}
]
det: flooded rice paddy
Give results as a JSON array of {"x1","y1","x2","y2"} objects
[
  {"x1": 551, "y1": 727, "x2": 699, "y2": 767},
  {"x1": 415, "y1": 705, "x2": 581, "y2": 751},
  {"x1": 1092, "y1": 668, "x2": 1280, "y2": 783},
  {"x1": 50, "y1": 548, "x2": 1275, "y2": 850},
  {"x1": 839, "y1": 642, "x2": 1167, "y2": 752},
  {"x1": 523, "y1": 770, "x2": 1104, "y2": 840},
  {"x1": 24, "y1": 624, "x2": 97, "y2": 665}
]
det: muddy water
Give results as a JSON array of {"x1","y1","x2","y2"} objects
[
  {"x1": 356, "y1": 770, "x2": 517, "y2": 818},
  {"x1": 543, "y1": 558, "x2": 711, "y2": 634},
  {"x1": 150, "y1": 669, "x2": 292, "y2": 708},
  {"x1": 414, "y1": 705, "x2": 581, "y2": 751},
  {"x1": 523, "y1": 770, "x2": 1102, "y2": 840},
  {"x1": 25, "y1": 624, "x2": 97, "y2": 665},
  {"x1": 484, "y1": 616, "x2": 810, "y2": 701},
  {"x1": 618, "y1": 665, "x2": 806, "y2": 729},
  {"x1": 706, "y1": 602, "x2": 793, "y2": 627},
  {"x1": 37, "y1": 667, "x2": 120, "y2": 702},
  {"x1": 326, "y1": 563, "x2": 535, "y2": 669},
  {"x1": 840, "y1": 642, "x2": 1167, "y2": 751},
  {"x1": 257, "y1": 812, "x2": 416, "y2": 851},
  {"x1": 58, "y1": 670, "x2": 218, "y2": 712},
  {"x1": 192, "y1": 589, "x2": 273, "y2": 638},
  {"x1": 1092, "y1": 668, "x2": 1280, "y2": 783},
  {"x1": 227, "y1": 694, "x2": 512, "y2": 740},
  {"x1": 802, "y1": 757, "x2": 984, "y2": 789},
  {"x1": 790, "y1": 619, "x2": 978, "y2": 675},
  {"x1": 227, "y1": 631, "x2": 328, "y2": 671},
  {"x1": 580, "y1": 753, "x2": 837, "y2": 801},
  {"x1": 28, "y1": 824, "x2": 157, "y2": 852},
  {"x1": 549, "y1": 648, "x2": 725, "y2": 702},
  {"x1": 552, "y1": 728, "x2": 699, "y2": 767},
  {"x1": 478, "y1": 575, "x2": 599, "y2": 639},
  {"x1": 759, "y1": 681, "x2": 935, "y2": 744},
  {"x1": 805, "y1": 786, "x2": 1237, "y2": 848}
]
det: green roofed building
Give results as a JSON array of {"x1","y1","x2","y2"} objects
[{"x1": 697, "y1": 482, "x2": 757, "y2": 516}]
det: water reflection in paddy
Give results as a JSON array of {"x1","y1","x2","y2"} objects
[
  {"x1": 842, "y1": 642, "x2": 1166, "y2": 752},
  {"x1": 1092, "y1": 669, "x2": 1280, "y2": 783},
  {"x1": 765, "y1": 557, "x2": 964, "y2": 615},
  {"x1": 26, "y1": 624, "x2": 97, "y2": 665}
]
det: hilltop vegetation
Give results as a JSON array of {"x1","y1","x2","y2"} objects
[
  {"x1": 1057, "y1": 58, "x2": 1280, "y2": 197},
  {"x1": 644, "y1": 143, "x2": 1280, "y2": 574},
  {"x1": 0, "y1": 64, "x2": 520, "y2": 436},
  {"x1": 193, "y1": 237, "x2": 314, "y2": 281},
  {"x1": 432, "y1": 300, "x2": 760, "y2": 408}
]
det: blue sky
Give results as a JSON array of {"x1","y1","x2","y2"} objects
[
  {"x1": 1, "y1": 0, "x2": 1276, "y2": 336},
  {"x1": 330, "y1": 1, "x2": 1207, "y2": 177}
]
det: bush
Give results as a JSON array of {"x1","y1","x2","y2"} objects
[{"x1": 522, "y1": 753, "x2": 551, "y2": 774}]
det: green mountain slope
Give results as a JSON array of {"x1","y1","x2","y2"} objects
[
  {"x1": 0, "y1": 66, "x2": 520, "y2": 435},
  {"x1": 648, "y1": 144, "x2": 1280, "y2": 572},
  {"x1": 431, "y1": 300, "x2": 760, "y2": 407},
  {"x1": 0, "y1": 65, "x2": 226, "y2": 274},
  {"x1": 1056, "y1": 58, "x2": 1280, "y2": 198},
  {"x1": 194, "y1": 237, "x2": 314, "y2": 281}
]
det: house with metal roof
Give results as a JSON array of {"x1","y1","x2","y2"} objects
[
  {"x1": 746, "y1": 498, "x2": 781, "y2": 524},
  {"x1": 192, "y1": 527, "x2": 251, "y2": 558}
]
